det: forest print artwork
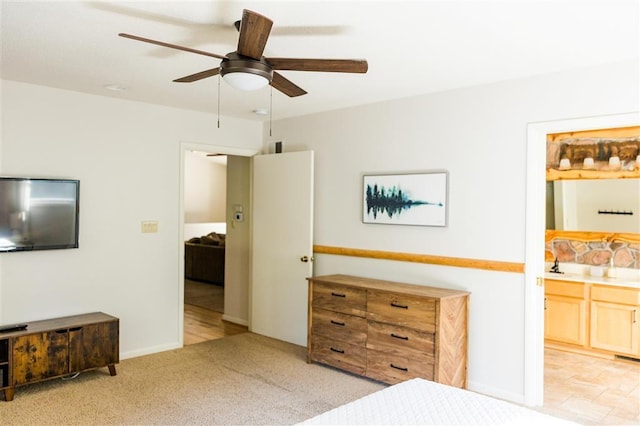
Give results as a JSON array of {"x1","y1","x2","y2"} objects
[{"x1": 363, "y1": 172, "x2": 448, "y2": 226}]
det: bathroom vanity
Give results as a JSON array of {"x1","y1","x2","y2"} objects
[{"x1": 545, "y1": 266, "x2": 640, "y2": 360}]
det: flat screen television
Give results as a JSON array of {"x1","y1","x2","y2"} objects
[{"x1": 0, "y1": 177, "x2": 80, "y2": 252}]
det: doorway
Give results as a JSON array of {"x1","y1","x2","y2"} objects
[
  {"x1": 183, "y1": 150, "x2": 229, "y2": 345},
  {"x1": 179, "y1": 142, "x2": 258, "y2": 346},
  {"x1": 524, "y1": 112, "x2": 639, "y2": 406}
]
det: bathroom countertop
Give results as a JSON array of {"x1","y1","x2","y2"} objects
[{"x1": 544, "y1": 271, "x2": 640, "y2": 288}]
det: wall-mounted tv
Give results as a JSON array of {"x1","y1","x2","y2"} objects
[{"x1": 0, "y1": 177, "x2": 80, "y2": 252}]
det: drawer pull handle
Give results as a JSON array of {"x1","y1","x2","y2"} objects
[
  {"x1": 330, "y1": 320, "x2": 346, "y2": 326},
  {"x1": 634, "y1": 309, "x2": 637, "y2": 324},
  {"x1": 390, "y1": 302, "x2": 408, "y2": 309},
  {"x1": 331, "y1": 292, "x2": 346, "y2": 298},
  {"x1": 330, "y1": 347, "x2": 345, "y2": 354},
  {"x1": 391, "y1": 333, "x2": 408, "y2": 340},
  {"x1": 390, "y1": 363, "x2": 408, "y2": 372}
]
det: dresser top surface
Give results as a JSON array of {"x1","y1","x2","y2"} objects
[{"x1": 308, "y1": 274, "x2": 469, "y2": 299}]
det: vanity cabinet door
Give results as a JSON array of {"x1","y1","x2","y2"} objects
[
  {"x1": 545, "y1": 295, "x2": 587, "y2": 346},
  {"x1": 590, "y1": 285, "x2": 640, "y2": 357},
  {"x1": 590, "y1": 301, "x2": 639, "y2": 357},
  {"x1": 544, "y1": 279, "x2": 587, "y2": 346}
]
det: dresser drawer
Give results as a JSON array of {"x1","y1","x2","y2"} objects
[
  {"x1": 367, "y1": 290, "x2": 436, "y2": 332},
  {"x1": 366, "y1": 349, "x2": 434, "y2": 385},
  {"x1": 310, "y1": 334, "x2": 366, "y2": 375},
  {"x1": 366, "y1": 320, "x2": 435, "y2": 357},
  {"x1": 312, "y1": 282, "x2": 366, "y2": 317},
  {"x1": 312, "y1": 308, "x2": 367, "y2": 345}
]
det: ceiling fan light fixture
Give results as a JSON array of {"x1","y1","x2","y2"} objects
[
  {"x1": 223, "y1": 72, "x2": 270, "y2": 91},
  {"x1": 220, "y1": 54, "x2": 273, "y2": 91}
]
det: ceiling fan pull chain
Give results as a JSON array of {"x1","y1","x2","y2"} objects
[
  {"x1": 269, "y1": 85, "x2": 273, "y2": 137},
  {"x1": 217, "y1": 74, "x2": 221, "y2": 129}
]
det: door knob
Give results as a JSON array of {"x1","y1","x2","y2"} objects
[{"x1": 300, "y1": 256, "x2": 314, "y2": 263}]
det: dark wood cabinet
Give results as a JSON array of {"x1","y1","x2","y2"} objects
[
  {"x1": 69, "y1": 322, "x2": 119, "y2": 373},
  {"x1": 12, "y1": 331, "x2": 69, "y2": 385},
  {"x1": 0, "y1": 312, "x2": 119, "y2": 401}
]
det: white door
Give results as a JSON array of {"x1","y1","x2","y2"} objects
[{"x1": 251, "y1": 151, "x2": 314, "y2": 346}]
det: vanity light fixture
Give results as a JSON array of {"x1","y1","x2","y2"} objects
[
  {"x1": 583, "y1": 157, "x2": 595, "y2": 169},
  {"x1": 558, "y1": 158, "x2": 571, "y2": 170},
  {"x1": 608, "y1": 156, "x2": 621, "y2": 169}
]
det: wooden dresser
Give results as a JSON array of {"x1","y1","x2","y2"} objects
[{"x1": 307, "y1": 274, "x2": 469, "y2": 388}]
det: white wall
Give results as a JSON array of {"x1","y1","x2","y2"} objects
[
  {"x1": 183, "y1": 222, "x2": 226, "y2": 240},
  {"x1": 1, "y1": 59, "x2": 637, "y2": 403},
  {"x1": 0, "y1": 80, "x2": 262, "y2": 358},
  {"x1": 265, "y1": 60, "x2": 639, "y2": 402},
  {"x1": 223, "y1": 156, "x2": 252, "y2": 325},
  {"x1": 556, "y1": 179, "x2": 640, "y2": 232},
  {"x1": 184, "y1": 151, "x2": 226, "y2": 224}
]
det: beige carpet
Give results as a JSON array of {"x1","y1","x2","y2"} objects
[
  {"x1": 1, "y1": 333, "x2": 385, "y2": 425},
  {"x1": 184, "y1": 279, "x2": 224, "y2": 313}
]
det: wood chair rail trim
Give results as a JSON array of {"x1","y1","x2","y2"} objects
[{"x1": 313, "y1": 245, "x2": 524, "y2": 274}]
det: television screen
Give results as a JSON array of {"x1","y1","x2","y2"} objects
[{"x1": 0, "y1": 177, "x2": 80, "y2": 252}]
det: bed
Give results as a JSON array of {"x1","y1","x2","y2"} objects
[{"x1": 301, "y1": 378, "x2": 576, "y2": 425}]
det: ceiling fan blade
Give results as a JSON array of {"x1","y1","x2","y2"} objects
[
  {"x1": 119, "y1": 33, "x2": 227, "y2": 60},
  {"x1": 236, "y1": 9, "x2": 273, "y2": 60},
  {"x1": 266, "y1": 58, "x2": 368, "y2": 73},
  {"x1": 271, "y1": 72, "x2": 307, "y2": 97},
  {"x1": 173, "y1": 68, "x2": 220, "y2": 83}
]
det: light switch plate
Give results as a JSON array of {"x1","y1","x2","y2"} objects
[{"x1": 141, "y1": 221, "x2": 158, "y2": 233}]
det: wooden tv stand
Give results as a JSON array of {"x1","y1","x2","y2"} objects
[{"x1": 0, "y1": 312, "x2": 119, "y2": 402}]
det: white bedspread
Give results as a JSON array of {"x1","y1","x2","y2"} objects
[{"x1": 301, "y1": 378, "x2": 576, "y2": 425}]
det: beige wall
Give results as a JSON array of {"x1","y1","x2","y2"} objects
[
  {"x1": 223, "y1": 156, "x2": 252, "y2": 325},
  {"x1": 184, "y1": 151, "x2": 227, "y2": 224}
]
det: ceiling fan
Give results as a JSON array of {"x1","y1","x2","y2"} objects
[{"x1": 119, "y1": 9, "x2": 368, "y2": 97}]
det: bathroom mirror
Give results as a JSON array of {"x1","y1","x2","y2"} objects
[{"x1": 546, "y1": 178, "x2": 640, "y2": 233}]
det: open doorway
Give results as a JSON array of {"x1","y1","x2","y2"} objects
[
  {"x1": 179, "y1": 143, "x2": 258, "y2": 347},
  {"x1": 183, "y1": 150, "x2": 230, "y2": 345},
  {"x1": 524, "y1": 112, "x2": 639, "y2": 410}
]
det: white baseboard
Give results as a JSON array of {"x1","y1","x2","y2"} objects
[
  {"x1": 222, "y1": 314, "x2": 248, "y2": 326},
  {"x1": 467, "y1": 380, "x2": 525, "y2": 405},
  {"x1": 120, "y1": 342, "x2": 182, "y2": 360}
]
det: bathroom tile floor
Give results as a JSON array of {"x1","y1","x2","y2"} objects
[{"x1": 538, "y1": 348, "x2": 639, "y2": 425}]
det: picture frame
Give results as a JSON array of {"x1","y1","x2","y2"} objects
[{"x1": 362, "y1": 171, "x2": 448, "y2": 226}]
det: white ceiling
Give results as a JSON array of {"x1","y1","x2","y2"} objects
[{"x1": 1, "y1": 1, "x2": 638, "y2": 122}]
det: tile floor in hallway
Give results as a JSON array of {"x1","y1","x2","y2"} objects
[{"x1": 539, "y1": 348, "x2": 639, "y2": 425}]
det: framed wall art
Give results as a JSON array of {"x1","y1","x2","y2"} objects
[{"x1": 362, "y1": 171, "x2": 448, "y2": 226}]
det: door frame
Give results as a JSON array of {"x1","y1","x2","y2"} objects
[
  {"x1": 178, "y1": 142, "x2": 259, "y2": 346},
  {"x1": 524, "y1": 111, "x2": 639, "y2": 406}
]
